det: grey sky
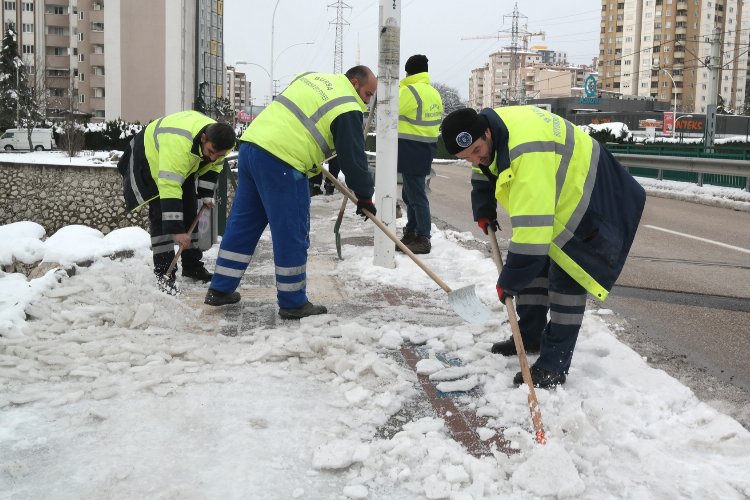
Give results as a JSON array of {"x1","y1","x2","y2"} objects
[{"x1": 224, "y1": 1, "x2": 601, "y2": 103}]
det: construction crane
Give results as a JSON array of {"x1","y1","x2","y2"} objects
[{"x1": 461, "y1": 2, "x2": 544, "y2": 105}]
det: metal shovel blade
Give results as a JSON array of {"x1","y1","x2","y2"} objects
[
  {"x1": 447, "y1": 285, "x2": 495, "y2": 324},
  {"x1": 335, "y1": 227, "x2": 343, "y2": 260},
  {"x1": 334, "y1": 196, "x2": 347, "y2": 260}
]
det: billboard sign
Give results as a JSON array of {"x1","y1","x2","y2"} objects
[{"x1": 663, "y1": 112, "x2": 675, "y2": 135}]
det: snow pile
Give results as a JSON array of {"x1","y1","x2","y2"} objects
[{"x1": 1, "y1": 213, "x2": 749, "y2": 498}]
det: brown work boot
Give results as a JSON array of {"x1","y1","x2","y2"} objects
[
  {"x1": 405, "y1": 235, "x2": 431, "y2": 255},
  {"x1": 396, "y1": 230, "x2": 417, "y2": 251}
]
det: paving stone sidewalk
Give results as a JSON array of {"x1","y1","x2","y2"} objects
[{"x1": 181, "y1": 193, "x2": 514, "y2": 455}]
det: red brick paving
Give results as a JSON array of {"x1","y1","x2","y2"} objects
[{"x1": 400, "y1": 345, "x2": 518, "y2": 457}]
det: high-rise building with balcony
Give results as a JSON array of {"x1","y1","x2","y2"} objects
[
  {"x1": 1, "y1": 0, "x2": 225, "y2": 123},
  {"x1": 599, "y1": 0, "x2": 750, "y2": 113}
]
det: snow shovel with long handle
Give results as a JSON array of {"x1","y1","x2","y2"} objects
[
  {"x1": 322, "y1": 168, "x2": 494, "y2": 325},
  {"x1": 165, "y1": 204, "x2": 208, "y2": 277},
  {"x1": 334, "y1": 95, "x2": 378, "y2": 259},
  {"x1": 487, "y1": 226, "x2": 547, "y2": 445}
]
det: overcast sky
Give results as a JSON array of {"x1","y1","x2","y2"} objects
[{"x1": 224, "y1": 0, "x2": 601, "y2": 103}]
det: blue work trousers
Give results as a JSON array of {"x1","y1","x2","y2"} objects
[
  {"x1": 401, "y1": 173, "x2": 431, "y2": 238},
  {"x1": 514, "y1": 257, "x2": 588, "y2": 374},
  {"x1": 209, "y1": 143, "x2": 311, "y2": 308}
]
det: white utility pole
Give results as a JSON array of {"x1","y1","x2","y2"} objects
[
  {"x1": 373, "y1": 0, "x2": 400, "y2": 269},
  {"x1": 704, "y1": 27, "x2": 721, "y2": 152}
]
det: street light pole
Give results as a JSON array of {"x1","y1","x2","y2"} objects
[
  {"x1": 270, "y1": 0, "x2": 281, "y2": 100},
  {"x1": 237, "y1": 40, "x2": 313, "y2": 102}
]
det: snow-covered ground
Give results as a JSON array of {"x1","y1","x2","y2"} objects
[{"x1": 1, "y1": 152, "x2": 750, "y2": 499}]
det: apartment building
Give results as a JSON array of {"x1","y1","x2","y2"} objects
[
  {"x1": 599, "y1": 0, "x2": 750, "y2": 114},
  {"x1": 468, "y1": 48, "x2": 595, "y2": 109},
  {"x1": 1, "y1": 0, "x2": 225, "y2": 123},
  {"x1": 225, "y1": 65, "x2": 248, "y2": 121}
]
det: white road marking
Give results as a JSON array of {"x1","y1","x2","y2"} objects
[
  {"x1": 436, "y1": 174, "x2": 450, "y2": 179},
  {"x1": 644, "y1": 224, "x2": 750, "y2": 254}
]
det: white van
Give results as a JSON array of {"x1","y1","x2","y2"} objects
[{"x1": 0, "y1": 128, "x2": 55, "y2": 151}]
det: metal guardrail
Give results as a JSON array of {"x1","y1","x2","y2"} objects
[{"x1": 613, "y1": 153, "x2": 750, "y2": 191}]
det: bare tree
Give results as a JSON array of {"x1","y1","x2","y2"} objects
[
  {"x1": 57, "y1": 79, "x2": 85, "y2": 157},
  {"x1": 432, "y1": 82, "x2": 466, "y2": 115},
  {"x1": 17, "y1": 66, "x2": 48, "y2": 150}
]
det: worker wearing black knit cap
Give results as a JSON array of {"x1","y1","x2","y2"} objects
[
  {"x1": 396, "y1": 54, "x2": 444, "y2": 254},
  {"x1": 441, "y1": 106, "x2": 646, "y2": 388}
]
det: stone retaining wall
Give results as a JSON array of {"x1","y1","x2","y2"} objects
[
  {"x1": 1, "y1": 162, "x2": 148, "y2": 235},
  {"x1": 0, "y1": 161, "x2": 237, "y2": 236}
]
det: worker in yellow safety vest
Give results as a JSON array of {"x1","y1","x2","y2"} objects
[
  {"x1": 441, "y1": 106, "x2": 646, "y2": 388},
  {"x1": 395, "y1": 54, "x2": 444, "y2": 255},
  {"x1": 117, "y1": 110, "x2": 236, "y2": 293},
  {"x1": 204, "y1": 66, "x2": 377, "y2": 319}
]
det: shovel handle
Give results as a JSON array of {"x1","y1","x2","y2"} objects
[
  {"x1": 488, "y1": 227, "x2": 547, "y2": 445},
  {"x1": 321, "y1": 168, "x2": 452, "y2": 294},
  {"x1": 165, "y1": 204, "x2": 208, "y2": 277}
]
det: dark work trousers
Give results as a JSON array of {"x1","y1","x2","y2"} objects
[
  {"x1": 401, "y1": 173, "x2": 431, "y2": 238},
  {"x1": 515, "y1": 257, "x2": 588, "y2": 374},
  {"x1": 148, "y1": 174, "x2": 204, "y2": 278}
]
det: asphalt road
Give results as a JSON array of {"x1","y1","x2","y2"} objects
[{"x1": 426, "y1": 161, "x2": 750, "y2": 427}]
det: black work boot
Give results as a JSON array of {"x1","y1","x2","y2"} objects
[
  {"x1": 324, "y1": 184, "x2": 335, "y2": 196},
  {"x1": 204, "y1": 288, "x2": 241, "y2": 306},
  {"x1": 182, "y1": 266, "x2": 213, "y2": 282},
  {"x1": 491, "y1": 337, "x2": 540, "y2": 356},
  {"x1": 278, "y1": 301, "x2": 327, "y2": 319},
  {"x1": 310, "y1": 185, "x2": 323, "y2": 197},
  {"x1": 513, "y1": 366, "x2": 566, "y2": 388},
  {"x1": 405, "y1": 235, "x2": 431, "y2": 255}
]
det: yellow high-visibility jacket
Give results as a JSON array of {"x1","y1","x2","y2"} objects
[
  {"x1": 469, "y1": 106, "x2": 646, "y2": 300},
  {"x1": 242, "y1": 72, "x2": 366, "y2": 177}
]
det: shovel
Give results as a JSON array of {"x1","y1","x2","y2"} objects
[
  {"x1": 334, "y1": 96, "x2": 378, "y2": 259},
  {"x1": 487, "y1": 226, "x2": 547, "y2": 445},
  {"x1": 322, "y1": 168, "x2": 494, "y2": 325},
  {"x1": 165, "y1": 204, "x2": 208, "y2": 277}
]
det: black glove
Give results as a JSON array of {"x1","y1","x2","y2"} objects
[
  {"x1": 496, "y1": 284, "x2": 514, "y2": 304},
  {"x1": 355, "y1": 198, "x2": 376, "y2": 220}
]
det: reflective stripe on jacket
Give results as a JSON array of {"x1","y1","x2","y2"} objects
[
  {"x1": 143, "y1": 110, "x2": 228, "y2": 203},
  {"x1": 476, "y1": 106, "x2": 645, "y2": 300},
  {"x1": 241, "y1": 72, "x2": 366, "y2": 176}
]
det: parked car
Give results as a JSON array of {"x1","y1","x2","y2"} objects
[{"x1": 0, "y1": 128, "x2": 55, "y2": 151}]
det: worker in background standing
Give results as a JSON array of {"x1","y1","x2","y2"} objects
[
  {"x1": 204, "y1": 66, "x2": 377, "y2": 319},
  {"x1": 440, "y1": 106, "x2": 646, "y2": 388},
  {"x1": 117, "y1": 110, "x2": 236, "y2": 292},
  {"x1": 396, "y1": 54, "x2": 444, "y2": 254}
]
